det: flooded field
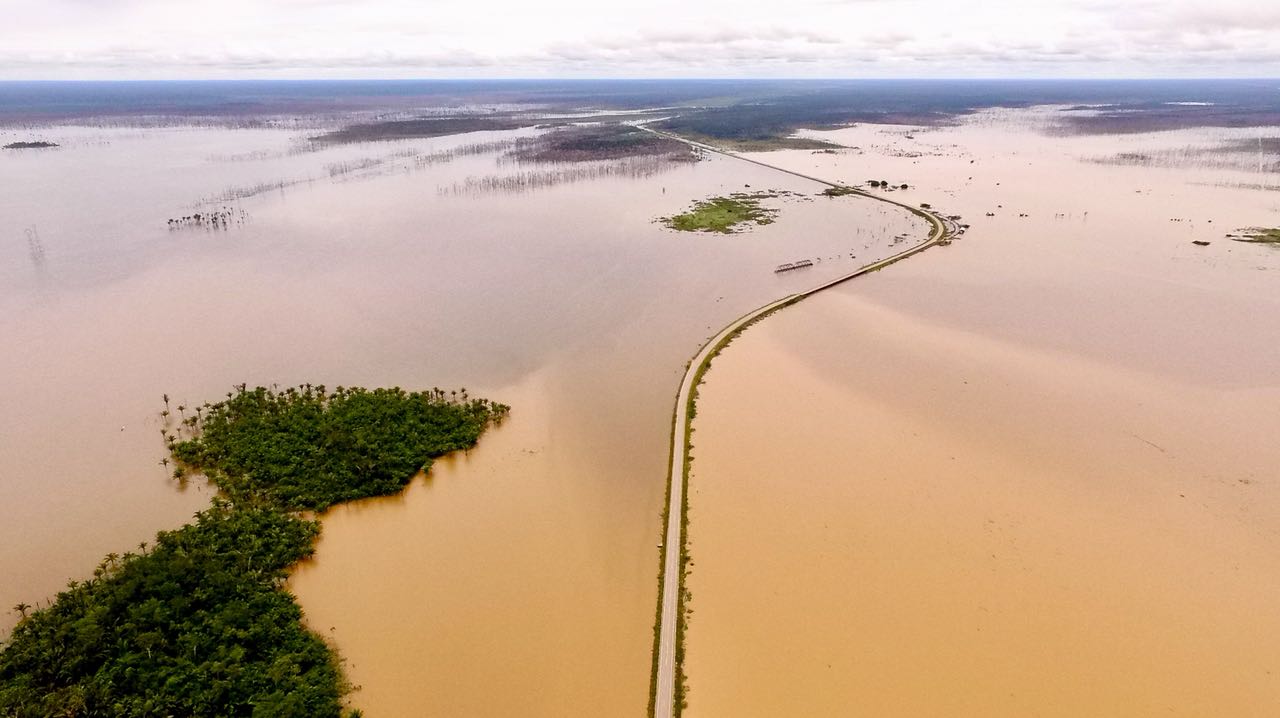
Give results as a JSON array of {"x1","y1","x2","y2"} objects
[
  {"x1": 0, "y1": 121, "x2": 923, "y2": 714},
  {"x1": 683, "y1": 108, "x2": 1280, "y2": 715}
]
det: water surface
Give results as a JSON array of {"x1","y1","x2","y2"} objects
[
  {"x1": 682, "y1": 108, "x2": 1280, "y2": 715},
  {"x1": 1, "y1": 121, "x2": 922, "y2": 715}
]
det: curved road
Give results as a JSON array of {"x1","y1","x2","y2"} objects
[{"x1": 646, "y1": 128, "x2": 950, "y2": 718}]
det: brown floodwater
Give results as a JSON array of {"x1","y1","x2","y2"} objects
[
  {"x1": 683, "y1": 109, "x2": 1280, "y2": 715},
  {"x1": 0, "y1": 121, "x2": 923, "y2": 714}
]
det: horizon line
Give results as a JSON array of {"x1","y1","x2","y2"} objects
[{"x1": 2, "y1": 76, "x2": 1278, "y2": 84}]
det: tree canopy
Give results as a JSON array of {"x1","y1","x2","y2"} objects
[
  {"x1": 1, "y1": 384, "x2": 509, "y2": 717},
  {"x1": 172, "y1": 385, "x2": 509, "y2": 511},
  {"x1": 0, "y1": 504, "x2": 340, "y2": 717}
]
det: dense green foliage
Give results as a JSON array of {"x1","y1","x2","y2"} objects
[
  {"x1": 662, "y1": 194, "x2": 778, "y2": 234},
  {"x1": 0, "y1": 503, "x2": 343, "y2": 717},
  {"x1": 3, "y1": 384, "x2": 508, "y2": 717},
  {"x1": 172, "y1": 385, "x2": 510, "y2": 511}
]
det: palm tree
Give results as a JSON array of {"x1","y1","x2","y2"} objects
[{"x1": 13, "y1": 602, "x2": 30, "y2": 619}]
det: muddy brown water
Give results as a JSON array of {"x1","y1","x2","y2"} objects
[
  {"x1": 683, "y1": 109, "x2": 1280, "y2": 716},
  {"x1": 0, "y1": 123, "x2": 922, "y2": 715}
]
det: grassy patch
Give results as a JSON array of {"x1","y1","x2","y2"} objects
[
  {"x1": 662, "y1": 194, "x2": 778, "y2": 234},
  {"x1": 1230, "y1": 227, "x2": 1280, "y2": 244},
  {"x1": 821, "y1": 185, "x2": 860, "y2": 197}
]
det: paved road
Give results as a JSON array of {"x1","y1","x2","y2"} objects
[{"x1": 646, "y1": 128, "x2": 948, "y2": 718}]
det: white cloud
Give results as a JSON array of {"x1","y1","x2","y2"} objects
[{"x1": 0, "y1": 0, "x2": 1277, "y2": 78}]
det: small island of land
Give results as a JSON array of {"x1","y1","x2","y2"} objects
[
  {"x1": 511, "y1": 125, "x2": 697, "y2": 163},
  {"x1": 3, "y1": 141, "x2": 59, "y2": 150},
  {"x1": 662, "y1": 193, "x2": 780, "y2": 233},
  {"x1": 1229, "y1": 227, "x2": 1280, "y2": 244},
  {"x1": 0, "y1": 384, "x2": 508, "y2": 718}
]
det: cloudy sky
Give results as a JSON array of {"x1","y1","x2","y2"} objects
[{"x1": 2, "y1": 0, "x2": 1278, "y2": 80}]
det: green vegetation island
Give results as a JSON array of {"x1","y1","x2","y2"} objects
[
  {"x1": 1229, "y1": 227, "x2": 1280, "y2": 244},
  {"x1": 511, "y1": 125, "x2": 695, "y2": 163},
  {"x1": 0, "y1": 384, "x2": 508, "y2": 717},
  {"x1": 661, "y1": 193, "x2": 781, "y2": 233}
]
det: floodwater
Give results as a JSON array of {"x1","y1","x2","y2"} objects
[
  {"x1": 683, "y1": 108, "x2": 1280, "y2": 715},
  {"x1": 0, "y1": 121, "x2": 923, "y2": 715}
]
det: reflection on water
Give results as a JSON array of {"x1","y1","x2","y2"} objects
[
  {"x1": 24, "y1": 226, "x2": 45, "y2": 267},
  {"x1": 0, "y1": 121, "x2": 923, "y2": 715},
  {"x1": 683, "y1": 109, "x2": 1280, "y2": 715}
]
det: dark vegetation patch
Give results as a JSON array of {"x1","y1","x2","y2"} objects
[
  {"x1": 821, "y1": 185, "x2": 860, "y2": 197},
  {"x1": 655, "y1": 100, "x2": 963, "y2": 147},
  {"x1": 171, "y1": 385, "x2": 509, "y2": 512},
  {"x1": 654, "y1": 80, "x2": 1280, "y2": 145},
  {"x1": 1228, "y1": 227, "x2": 1280, "y2": 244},
  {"x1": 677, "y1": 131, "x2": 840, "y2": 152},
  {"x1": 1220, "y1": 137, "x2": 1280, "y2": 154},
  {"x1": 0, "y1": 504, "x2": 343, "y2": 717},
  {"x1": 441, "y1": 155, "x2": 683, "y2": 196},
  {"x1": 1088, "y1": 142, "x2": 1280, "y2": 174},
  {"x1": 509, "y1": 125, "x2": 696, "y2": 162},
  {"x1": 168, "y1": 206, "x2": 247, "y2": 231},
  {"x1": 662, "y1": 193, "x2": 779, "y2": 233},
  {"x1": 1061, "y1": 106, "x2": 1280, "y2": 135},
  {"x1": 3, "y1": 141, "x2": 58, "y2": 149},
  {"x1": 647, "y1": 79, "x2": 1088, "y2": 144},
  {"x1": 1, "y1": 384, "x2": 509, "y2": 716},
  {"x1": 312, "y1": 116, "x2": 544, "y2": 144},
  {"x1": 865, "y1": 180, "x2": 910, "y2": 190}
]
